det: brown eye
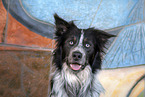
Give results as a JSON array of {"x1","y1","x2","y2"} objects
[
  {"x1": 85, "y1": 43, "x2": 90, "y2": 48},
  {"x1": 69, "y1": 41, "x2": 74, "y2": 45}
]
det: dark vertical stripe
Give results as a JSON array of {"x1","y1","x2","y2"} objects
[{"x1": 127, "y1": 75, "x2": 145, "y2": 97}]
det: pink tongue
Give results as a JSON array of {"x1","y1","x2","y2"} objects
[{"x1": 70, "y1": 64, "x2": 81, "y2": 70}]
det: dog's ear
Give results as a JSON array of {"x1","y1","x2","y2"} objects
[
  {"x1": 54, "y1": 14, "x2": 70, "y2": 35},
  {"x1": 95, "y1": 29, "x2": 116, "y2": 51},
  {"x1": 96, "y1": 30, "x2": 115, "y2": 44}
]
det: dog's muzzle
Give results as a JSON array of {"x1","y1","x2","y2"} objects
[{"x1": 68, "y1": 46, "x2": 86, "y2": 71}]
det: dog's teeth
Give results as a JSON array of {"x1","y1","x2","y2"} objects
[{"x1": 70, "y1": 64, "x2": 81, "y2": 71}]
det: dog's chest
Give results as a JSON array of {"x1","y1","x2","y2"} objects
[
  {"x1": 61, "y1": 63, "x2": 92, "y2": 96},
  {"x1": 51, "y1": 63, "x2": 104, "y2": 97}
]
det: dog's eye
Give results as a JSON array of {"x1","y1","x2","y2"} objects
[
  {"x1": 69, "y1": 41, "x2": 74, "y2": 45},
  {"x1": 85, "y1": 43, "x2": 90, "y2": 48}
]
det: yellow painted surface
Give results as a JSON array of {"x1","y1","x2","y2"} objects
[{"x1": 98, "y1": 65, "x2": 145, "y2": 97}]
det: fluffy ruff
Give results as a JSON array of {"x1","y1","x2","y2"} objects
[{"x1": 50, "y1": 63, "x2": 104, "y2": 97}]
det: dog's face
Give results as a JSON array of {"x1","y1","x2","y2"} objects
[
  {"x1": 63, "y1": 29, "x2": 96, "y2": 72},
  {"x1": 53, "y1": 14, "x2": 115, "y2": 73}
]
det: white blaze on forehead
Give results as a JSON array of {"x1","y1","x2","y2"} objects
[{"x1": 78, "y1": 29, "x2": 84, "y2": 46}]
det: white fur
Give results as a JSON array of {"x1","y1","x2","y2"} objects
[
  {"x1": 49, "y1": 63, "x2": 104, "y2": 97},
  {"x1": 78, "y1": 30, "x2": 84, "y2": 46}
]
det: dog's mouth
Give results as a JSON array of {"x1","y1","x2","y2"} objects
[{"x1": 70, "y1": 64, "x2": 82, "y2": 71}]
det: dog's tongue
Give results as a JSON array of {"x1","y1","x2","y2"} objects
[{"x1": 70, "y1": 64, "x2": 81, "y2": 71}]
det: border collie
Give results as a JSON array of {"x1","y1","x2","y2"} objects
[{"x1": 49, "y1": 14, "x2": 115, "y2": 97}]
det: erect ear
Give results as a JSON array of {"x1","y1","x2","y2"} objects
[
  {"x1": 54, "y1": 14, "x2": 70, "y2": 35},
  {"x1": 94, "y1": 29, "x2": 116, "y2": 50},
  {"x1": 96, "y1": 30, "x2": 116, "y2": 43}
]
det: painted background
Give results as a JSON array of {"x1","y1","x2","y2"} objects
[{"x1": 0, "y1": 0, "x2": 144, "y2": 97}]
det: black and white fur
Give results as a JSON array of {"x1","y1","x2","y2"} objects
[{"x1": 49, "y1": 14, "x2": 115, "y2": 97}]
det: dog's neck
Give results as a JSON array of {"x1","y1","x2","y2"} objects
[{"x1": 62, "y1": 62, "x2": 92, "y2": 84}]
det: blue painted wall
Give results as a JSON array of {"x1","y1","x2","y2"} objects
[{"x1": 21, "y1": 0, "x2": 140, "y2": 29}]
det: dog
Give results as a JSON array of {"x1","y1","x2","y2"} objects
[{"x1": 49, "y1": 14, "x2": 115, "y2": 97}]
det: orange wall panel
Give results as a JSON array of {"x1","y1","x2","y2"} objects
[
  {"x1": 0, "y1": 0, "x2": 7, "y2": 43},
  {"x1": 6, "y1": 14, "x2": 55, "y2": 49}
]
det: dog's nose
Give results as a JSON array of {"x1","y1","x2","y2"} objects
[{"x1": 72, "y1": 52, "x2": 82, "y2": 61}]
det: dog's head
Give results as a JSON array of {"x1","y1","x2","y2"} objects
[{"x1": 53, "y1": 14, "x2": 115, "y2": 73}]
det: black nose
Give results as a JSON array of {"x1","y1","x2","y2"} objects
[{"x1": 72, "y1": 52, "x2": 82, "y2": 61}]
